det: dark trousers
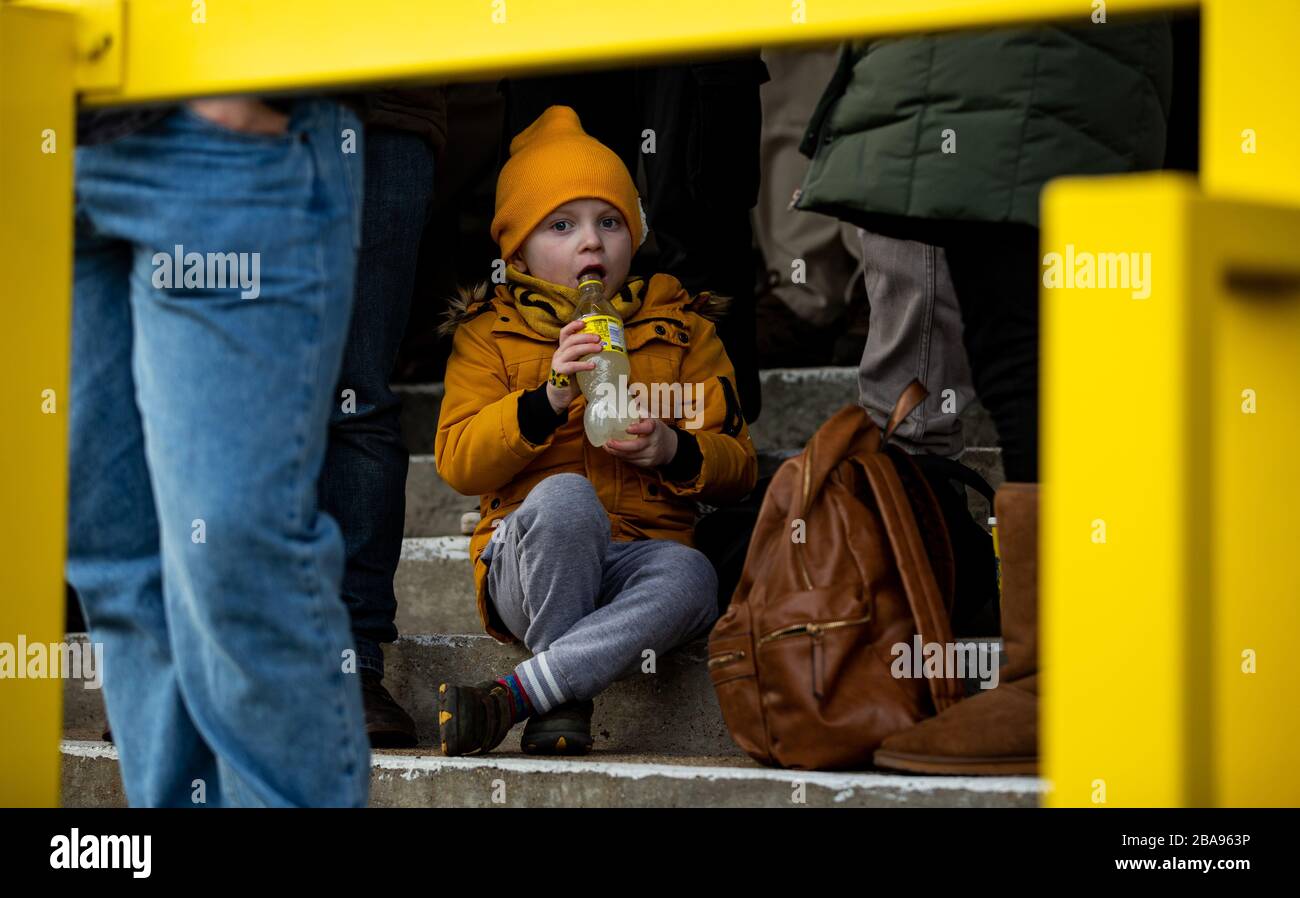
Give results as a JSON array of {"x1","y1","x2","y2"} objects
[
  {"x1": 501, "y1": 55, "x2": 769, "y2": 422},
  {"x1": 941, "y1": 223, "x2": 1041, "y2": 483},
  {"x1": 318, "y1": 127, "x2": 436, "y2": 676}
]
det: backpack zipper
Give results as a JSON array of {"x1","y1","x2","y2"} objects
[
  {"x1": 794, "y1": 452, "x2": 815, "y2": 589},
  {"x1": 757, "y1": 613, "x2": 873, "y2": 646},
  {"x1": 706, "y1": 650, "x2": 747, "y2": 670},
  {"x1": 759, "y1": 613, "x2": 873, "y2": 699}
]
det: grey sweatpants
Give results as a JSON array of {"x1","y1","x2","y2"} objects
[
  {"x1": 857, "y1": 228, "x2": 977, "y2": 457},
  {"x1": 483, "y1": 473, "x2": 719, "y2": 712}
]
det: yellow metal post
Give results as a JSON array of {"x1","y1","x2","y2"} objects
[
  {"x1": 1041, "y1": 174, "x2": 1212, "y2": 807},
  {"x1": 1205, "y1": 200, "x2": 1300, "y2": 806},
  {"x1": 1042, "y1": 176, "x2": 1300, "y2": 807},
  {"x1": 1196, "y1": 0, "x2": 1300, "y2": 809},
  {"x1": 1203, "y1": 0, "x2": 1300, "y2": 207},
  {"x1": 1044, "y1": 0, "x2": 1300, "y2": 808},
  {"x1": 0, "y1": 3, "x2": 75, "y2": 807}
]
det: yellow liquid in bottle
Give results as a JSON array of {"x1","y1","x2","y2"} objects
[{"x1": 573, "y1": 278, "x2": 635, "y2": 446}]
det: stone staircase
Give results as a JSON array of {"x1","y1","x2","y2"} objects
[{"x1": 59, "y1": 366, "x2": 1044, "y2": 807}]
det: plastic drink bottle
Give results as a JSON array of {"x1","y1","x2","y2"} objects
[{"x1": 573, "y1": 276, "x2": 636, "y2": 446}]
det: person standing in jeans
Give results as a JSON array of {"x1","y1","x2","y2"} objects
[
  {"x1": 319, "y1": 90, "x2": 446, "y2": 747},
  {"x1": 68, "y1": 97, "x2": 370, "y2": 806},
  {"x1": 851, "y1": 229, "x2": 975, "y2": 460}
]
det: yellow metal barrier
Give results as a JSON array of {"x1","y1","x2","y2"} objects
[
  {"x1": 38, "y1": 0, "x2": 1196, "y2": 106},
  {"x1": 2, "y1": 0, "x2": 1296, "y2": 808},
  {"x1": 1041, "y1": 175, "x2": 1300, "y2": 806},
  {"x1": 0, "y1": 2, "x2": 75, "y2": 808}
]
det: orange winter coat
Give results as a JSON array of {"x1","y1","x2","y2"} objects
[{"x1": 435, "y1": 272, "x2": 759, "y2": 643}]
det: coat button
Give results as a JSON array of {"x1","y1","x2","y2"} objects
[
  {"x1": 647, "y1": 483, "x2": 659, "y2": 497},
  {"x1": 490, "y1": 497, "x2": 501, "y2": 509},
  {"x1": 654, "y1": 325, "x2": 666, "y2": 336}
]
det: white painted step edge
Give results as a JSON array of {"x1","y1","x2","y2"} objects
[{"x1": 61, "y1": 740, "x2": 1045, "y2": 800}]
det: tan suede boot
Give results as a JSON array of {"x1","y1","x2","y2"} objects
[{"x1": 873, "y1": 482, "x2": 1039, "y2": 775}]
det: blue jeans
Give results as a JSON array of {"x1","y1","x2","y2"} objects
[
  {"x1": 67, "y1": 99, "x2": 370, "y2": 807},
  {"x1": 319, "y1": 128, "x2": 435, "y2": 677}
]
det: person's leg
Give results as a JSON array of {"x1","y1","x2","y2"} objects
[
  {"x1": 755, "y1": 46, "x2": 865, "y2": 331},
  {"x1": 856, "y1": 228, "x2": 975, "y2": 458},
  {"x1": 89, "y1": 99, "x2": 370, "y2": 806},
  {"x1": 547, "y1": 538, "x2": 719, "y2": 697},
  {"x1": 488, "y1": 474, "x2": 717, "y2": 707},
  {"x1": 639, "y1": 58, "x2": 767, "y2": 423},
  {"x1": 438, "y1": 472, "x2": 608, "y2": 756},
  {"x1": 440, "y1": 473, "x2": 716, "y2": 755},
  {"x1": 319, "y1": 127, "x2": 434, "y2": 692},
  {"x1": 484, "y1": 473, "x2": 611, "y2": 711},
  {"x1": 941, "y1": 224, "x2": 1041, "y2": 482},
  {"x1": 66, "y1": 212, "x2": 221, "y2": 807}
]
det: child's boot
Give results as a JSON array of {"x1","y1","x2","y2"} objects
[
  {"x1": 522, "y1": 699, "x2": 595, "y2": 755},
  {"x1": 438, "y1": 680, "x2": 515, "y2": 756}
]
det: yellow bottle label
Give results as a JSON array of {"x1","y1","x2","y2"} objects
[{"x1": 580, "y1": 314, "x2": 626, "y2": 354}]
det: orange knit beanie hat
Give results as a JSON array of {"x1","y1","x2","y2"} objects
[{"x1": 491, "y1": 105, "x2": 646, "y2": 264}]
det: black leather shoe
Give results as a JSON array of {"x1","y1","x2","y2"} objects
[
  {"x1": 362, "y1": 669, "x2": 417, "y2": 748},
  {"x1": 438, "y1": 680, "x2": 514, "y2": 756},
  {"x1": 522, "y1": 699, "x2": 594, "y2": 755}
]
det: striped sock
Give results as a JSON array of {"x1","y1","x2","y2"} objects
[
  {"x1": 514, "y1": 653, "x2": 572, "y2": 715},
  {"x1": 495, "y1": 673, "x2": 535, "y2": 723}
]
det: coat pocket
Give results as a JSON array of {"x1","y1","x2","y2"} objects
[{"x1": 505, "y1": 356, "x2": 552, "y2": 392}]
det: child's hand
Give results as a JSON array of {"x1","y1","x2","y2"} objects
[
  {"x1": 603, "y1": 413, "x2": 679, "y2": 468},
  {"x1": 546, "y1": 320, "x2": 602, "y2": 414}
]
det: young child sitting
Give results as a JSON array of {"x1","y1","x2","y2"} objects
[{"x1": 433, "y1": 105, "x2": 758, "y2": 756}]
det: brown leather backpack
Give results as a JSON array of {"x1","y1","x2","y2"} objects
[{"x1": 707, "y1": 383, "x2": 965, "y2": 770}]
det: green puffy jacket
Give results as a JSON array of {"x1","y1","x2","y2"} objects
[{"x1": 794, "y1": 21, "x2": 1173, "y2": 230}]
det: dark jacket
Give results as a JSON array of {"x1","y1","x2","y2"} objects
[{"x1": 794, "y1": 22, "x2": 1174, "y2": 231}]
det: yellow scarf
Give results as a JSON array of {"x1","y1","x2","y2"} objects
[{"x1": 505, "y1": 265, "x2": 646, "y2": 340}]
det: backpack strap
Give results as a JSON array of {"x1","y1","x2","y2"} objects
[
  {"x1": 799, "y1": 381, "x2": 930, "y2": 518},
  {"x1": 859, "y1": 452, "x2": 966, "y2": 714},
  {"x1": 909, "y1": 454, "x2": 996, "y2": 507}
]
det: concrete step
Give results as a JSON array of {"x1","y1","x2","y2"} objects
[
  {"x1": 64, "y1": 630, "x2": 1005, "y2": 759},
  {"x1": 403, "y1": 454, "x2": 475, "y2": 538},
  {"x1": 396, "y1": 367, "x2": 1000, "y2": 457},
  {"x1": 395, "y1": 537, "x2": 480, "y2": 631},
  {"x1": 382, "y1": 635, "x2": 739, "y2": 755},
  {"x1": 60, "y1": 738, "x2": 1044, "y2": 808},
  {"x1": 402, "y1": 446, "x2": 1005, "y2": 538},
  {"x1": 62, "y1": 633, "x2": 745, "y2": 756}
]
